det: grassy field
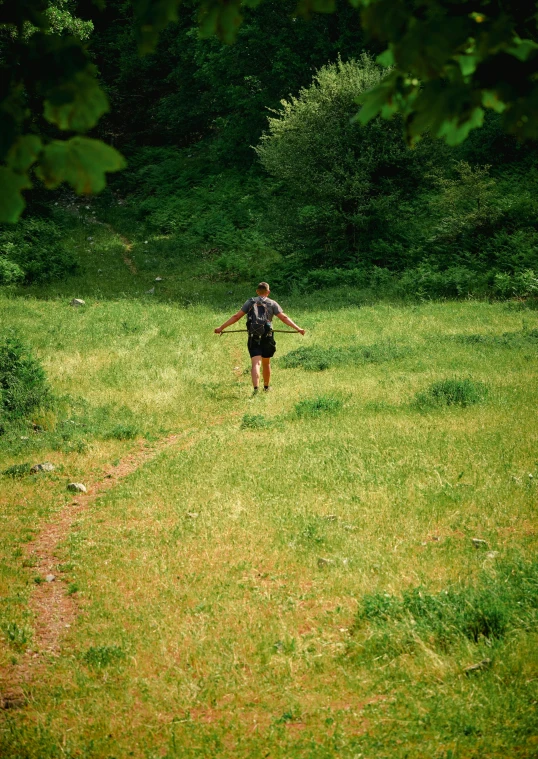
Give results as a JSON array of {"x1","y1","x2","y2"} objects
[{"x1": 1, "y1": 209, "x2": 537, "y2": 758}]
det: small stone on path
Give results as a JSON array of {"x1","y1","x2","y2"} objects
[
  {"x1": 67, "y1": 482, "x2": 87, "y2": 493},
  {"x1": 70, "y1": 298, "x2": 85, "y2": 307},
  {"x1": 45, "y1": 574, "x2": 55, "y2": 583},
  {"x1": 30, "y1": 462, "x2": 55, "y2": 473}
]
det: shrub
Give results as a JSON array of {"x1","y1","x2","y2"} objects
[
  {"x1": 294, "y1": 395, "x2": 343, "y2": 417},
  {"x1": 282, "y1": 342, "x2": 408, "y2": 371},
  {"x1": 355, "y1": 559, "x2": 538, "y2": 656},
  {"x1": 104, "y1": 423, "x2": 140, "y2": 440},
  {"x1": 0, "y1": 336, "x2": 53, "y2": 422},
  {"x1": 414, "y1": 378, "x2": 488, "y2": 409},
  {"x1": 494, "y1": 269, "x2": 538, "y2": 298},
  {"x1": 0, "y1": 216, "x2": 78, "y2": 283},
  {"x1": 0, "y1": 257, "x2": 24, "y2": 285},
  {"x1": 2, "y1": 463, "x2": 31, "y2": 478}
]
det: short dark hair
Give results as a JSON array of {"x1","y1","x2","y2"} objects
[{"x1": 257, "y1": 281, "x2": 270, "y2": 291}]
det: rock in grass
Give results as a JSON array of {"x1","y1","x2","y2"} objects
[
  {"x1": 317, "y1": 557, "x2": 335, "y2": 568},
  {"x1": 67, "y1": 482, "x2": 87, "y2": 493},
  {"x1": 155, "y1": 276, "x2": 163, "y2": 282},
  {"x1": 323, "y1": 514, "x2": 338, "y2": 521},
  {"x1": 70, "y1": 298, "x2": 85, "y2": 307},
  {"x1": 30, "y1": 462, "x2": 55, "y2": 474},
  {"x1": 185, "y1": 512, "x2": 199, "y2": 519},
  {"x1": 45, "y1": 574, "x2": 55, "y2": 583},
  {"x1": 145, "y1": 287, "x2": 155, "y2": 295},
  {"x1": 464, "y1": 658, "x2": 492, "y2": 675},
  {"x1": 472, "y1": 538, "x2": 488, "y2": 549}
]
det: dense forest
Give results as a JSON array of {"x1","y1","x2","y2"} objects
[{"x1": 2, "y1": 0, "x2": 538, "y2": 299}]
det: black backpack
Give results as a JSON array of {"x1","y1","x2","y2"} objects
[{"x1": 246, "y1": 297, "x2": 272, "y2": 337}]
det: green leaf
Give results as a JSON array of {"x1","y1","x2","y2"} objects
[
  {"x1": 0, "y1": 167, "x2": 32, "y2": 224},
  {"x1": 457, "y1": 54, "x2": 479, "y2": 77},
  {"x1": 198, "y1": 1, "x2": 244, "y2": 43},
  {"x1": 482, "y1": 90, "x2": 507, "y2": 113},
  {"x1": 7, "y1": 135, "x2": 42, "y2": 173},
  {"x1": 35, "y1": 137, "x2": 126, "y2": 194},
  {"x1": 437, "y1": 107, "x2": 484, "y2": 146},
  {"x1": 134, "y1": 0, "x2": 182, "y2": 53},
  {"x1": 507, "y1": 38, "x2": 538, "y2": 62},
  {"x1": 376, "y1": 48, "x2": 394, "y2": 68},
  {"x1": 44, "y1": 70, "x2": 109, "y2": 132},
  {"x1": 356, "y1": 81, "x2": 393, "y2": 124}
]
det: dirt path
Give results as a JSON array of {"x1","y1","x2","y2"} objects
[{"x1": 0, "y1": 430, "x2": 198, "y2": 709}]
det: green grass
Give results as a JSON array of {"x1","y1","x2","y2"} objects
[{"x1": 0, "y1": 206, "x2": 537, "y2": 758}]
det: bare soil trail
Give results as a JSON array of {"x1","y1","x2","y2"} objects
[{"x1": 0, "y1": 426, "x2": 207, "y2": 710}]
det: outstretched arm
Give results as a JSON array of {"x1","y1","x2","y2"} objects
[
  {"x1": 215, "y1": 310, "x2": 246, "y2": 334},
  {"x1": 277, "y1": 313, "x2": 305, "y2": 335}
]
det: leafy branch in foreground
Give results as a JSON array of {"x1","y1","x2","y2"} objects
[
  {"x1": 0, "y1": 0, "x2": 125, "y2": 222},
  {"x1": 355, "y1": 0, "x2": 538, "y2": 146}
]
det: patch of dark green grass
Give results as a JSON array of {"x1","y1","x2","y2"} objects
[
  {"x1": 351, "y1": 559, "x2": 538, "y2": 660},
  {"x1": 281, "y1": 341, "x2": 409, "y2": 371},
  {"x1": 104, "y1": 423, "x2": 140, "y2": 440},
  {"x1": 241, "y1": 414, "x2": 272, "y2": 429},
  {"x1": 414, "y1": 378, "x2": 488, "y2": 409},
  {"x1": 1, "y1": 621, "x2": 32, "y2": 650},
  {"x1": 453, "y1": 328, "x2": 538, "y2": 347},
  {"x1": 294, "y1": 395, "x2": 343, "y2": 418},
  {"x1": 82, "y1": 645, "x2": 126, "y2": 668},
  {"x1": 2, "y1": 462, "x2": 31, "y2": 478}
]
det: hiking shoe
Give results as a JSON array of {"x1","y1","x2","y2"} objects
[{"x1": 263, "y1": 386, "x2": 271, "y2": 392}]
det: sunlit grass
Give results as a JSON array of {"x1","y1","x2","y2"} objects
[{"x1": 1, "y1": 224, "x2": 537, "y2": 757}]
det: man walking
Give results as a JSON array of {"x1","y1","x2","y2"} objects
[{"x1": 215, "y1": 282, "x2": 305, "y2": 393}]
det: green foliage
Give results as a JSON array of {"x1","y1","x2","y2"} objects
[
  {"x1": 0, "y1": 215, "x2": 78, "y2": 282},
  {"x1": 494, "y1": 270, "x2": 538, "y2": 299},
  {"x1": 414, "y1": 378, "x2": 488, "y2": 410},
  {"x1": 241, "y1": 414, "x2": 271, "y2": 429},
  {"x1": 356, "y1": 1, "x2": 538, "y2": 144},
  {"x1": 0, "y1": 335, "x2": 52, "y2": 423},
  {"x1": 2, "y1": 462, "x2": 32, "y2": 478},
  {"x1": 0, "y1": 2, "x2": 124, "y2": 222},
  {"x1": 281, "y1": 341, "x2": 407, "y2": 371},
  {"x1": 1, "y1": 621, "x2": 32, "y2": 651},
  {"x1": 104, "y1": 423, "x2": 141, "y2": 440},
  {"x1": 0, "y1": 256, "x2": 24, "y2": 285},
  {"x1": 355, "y1": 559, "x2": 538, "y2": 655},
  {"x1": 256, "y1": 56, "x2": 429, "y2": 271},
  {"x1": 82, "y1": 645, "x2": 126, "y2": 668},
  {"x1": 294, "y1": 394, "x2": 343, "y2": 417}
]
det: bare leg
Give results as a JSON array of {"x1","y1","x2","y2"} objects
[
  {"x1": 251, "y1": 356, "x2": 261, "y2": 388},
  {"x1": 262, "y1": 357, "x2": 271, "y2": 387}
]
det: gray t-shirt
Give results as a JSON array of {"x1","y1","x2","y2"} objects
[{"x1": 241, "y1": 296, "x2": 283, "y2": 325}]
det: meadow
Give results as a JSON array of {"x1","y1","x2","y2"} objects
[{"x1": 0, "y1": 211, "x2": 537, "y2": 758}]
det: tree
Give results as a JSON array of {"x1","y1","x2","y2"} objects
[{"x1": 255, "y1": 55, "x2": 428, "y2": 269}]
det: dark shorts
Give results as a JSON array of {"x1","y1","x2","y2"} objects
[{"x1": 248, "y1": 333, "x2": 277, "y2": 359}]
